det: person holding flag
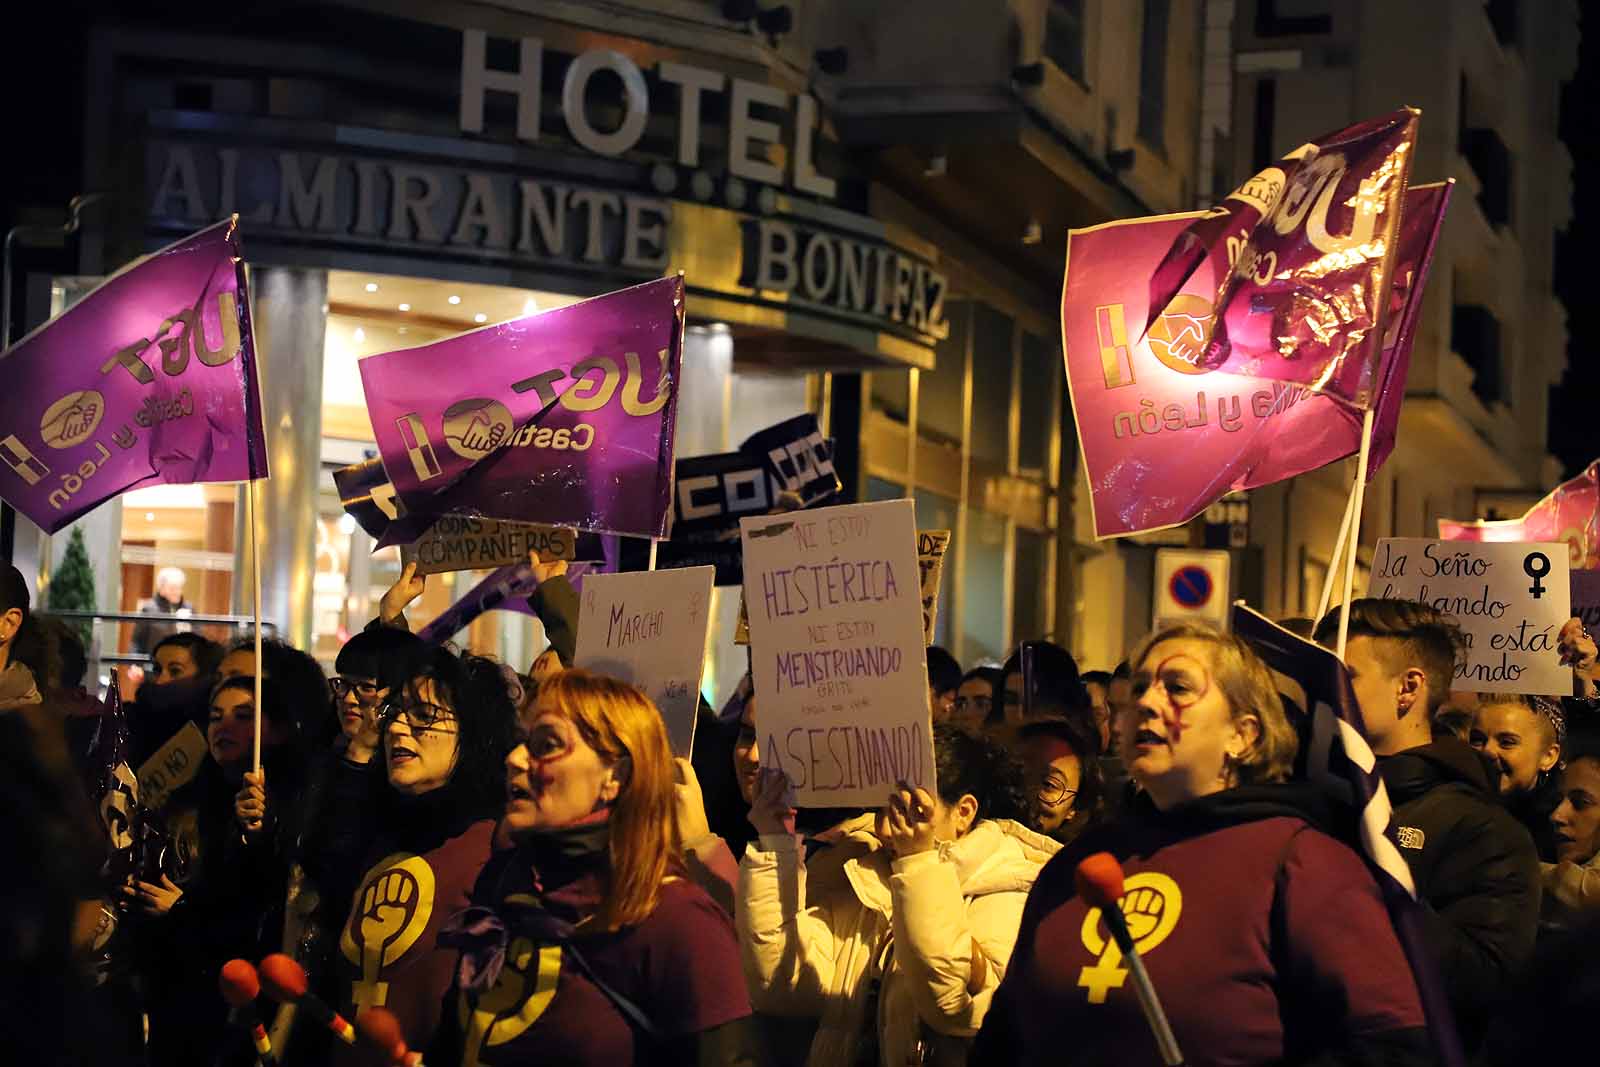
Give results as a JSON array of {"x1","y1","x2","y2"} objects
[{"x1": 973, "y1": 622, "x2": 1431, "y2": 1066}]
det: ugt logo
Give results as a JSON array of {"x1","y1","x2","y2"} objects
[{"x1": 1094, "y1": 296, "x2": 1218, "y2": 389}]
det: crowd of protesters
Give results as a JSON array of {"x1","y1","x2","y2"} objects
[{"x1": 4, "y1": 551, "x2": 1600, "y2": 1067}]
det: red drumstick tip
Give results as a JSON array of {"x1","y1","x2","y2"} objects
[
  {"x1": 258, "y1": 953, "x2": 309, "y2": 1001},
  {"x1": 356, "y1": 1008, "x2": 407, "y2": 1056},
  {"x1": 1075, "y1": 852, "x2": 1126, "y2": 910},
  {"x1": 218, "y1": 959, "x2": 260, "y2": 1005}
]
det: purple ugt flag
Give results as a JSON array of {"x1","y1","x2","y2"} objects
[
  {"x1": 360, "y1": 276, "x2": 686, "y2": 540},
  {"x1": 0, "y1": 218, "x2": 268, "y2": 533},
  {"x1": 1231, "y1": 603, "x2": 1466, "y2": 1067},
  {"x1": 1143, "y1": 109, "x2": 1419, "y2": 408}
]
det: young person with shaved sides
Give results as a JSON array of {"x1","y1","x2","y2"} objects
[{"x1": 1315, "y1": 599, "x2": 1539, "y2": 1053}]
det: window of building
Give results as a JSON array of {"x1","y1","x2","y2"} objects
[
  {"x1": 1045, "y1": 0, "x2": 1088, "y2": 85},
  {"x1": 866, "y1": 477, "x2": 905, "y2": 501},
  {"x1": 1138, "y1": 0, "x2": 1172, "y2": 151},
  {"x1": 919, "y1": 303, "x2": 969, "y2": 443},
  {"x1": 1012, "y1": 527, "x2": 1050, "y2": 647},
  {"x1": 1252, "y1": 77, "x2": 1277, "y2": 170},
  {"x1": 969, "y1": 304, "x2": 1014, "y2": 465},
  {"x1": 870, "y1": 370, "x2": 910, "y2": 425},
  {"x1": 1461, "y1": 127, "x2": 1512, "y2": 227},
  {"x1": 1452, "y1": 303, "x2": 1503, "y2": 407},
  {"x1": 1486, "y1": 0, "x2": 1518, "y2": 48},
  {"x1": 1018, "y1": 331, "x2": 1056, "y2": 473},
  {"x1": 961, "y1": 508, "x2": 1010, "y2": 665},
  {"x1": 1254, "y1": 0, "x2": 1333, "y2": 36}
]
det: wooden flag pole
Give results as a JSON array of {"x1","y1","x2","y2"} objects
[
  {"x1": 648, "y1": 538, "x2": 659, "y2": 572},
  {"x1": 248, "y1": 477, "x2": 264, "y2": 774},
  {"x1": 1316, "y1": 469, "x2": 1361, "y2": 623},
  {"x1": 1335, "y1": 409, "x2": 1377, "y2": 660}
]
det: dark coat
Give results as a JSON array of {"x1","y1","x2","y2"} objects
[{"x1": 1378, "y1": 737, "x2": 1540, "y2": 1049}]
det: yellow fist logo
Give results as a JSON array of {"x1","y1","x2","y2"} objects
[
  {"x1": 341, "y1": 854, "x2": 436, "y2": 1012},
  {"x1": 1077, "y1": 871, "x2": 1182, "y2": 1004}
]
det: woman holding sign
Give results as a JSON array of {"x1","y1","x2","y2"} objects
[
  {"x1": 737, "y1": 723, "x2": 1056, "y2": 1067},
  {"x1": 973, "y1": 623, "x2": 1432, "y2": 1067}
]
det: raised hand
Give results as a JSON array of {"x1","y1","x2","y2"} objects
[
  {"x1": 747, "y1": 768, "x2": 797, "y2": 838},
  {"x1": 379, "y1": 560, "x2": 426, "y2": 626},
  {"x1": 530, "y1": 556, "x2": 568, "y2": 585},
  {"x1": 1558, "y1": 617, "x2": 1598, "y2": 697},
  {"x1": 877, "y1": 781, "x2": 938, "y2": 857},
  {"x1": 674, "y1": 758, "x2": 712, "y2": 846}
]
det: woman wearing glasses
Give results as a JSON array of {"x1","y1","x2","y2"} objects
[
  {"x1": 1016, "y1": 716, "x2": 1104, "y2": 844},
  {"x1": 950, "y1": 667, "x2": 1004, "y2": 735},
  {"x1": 319, "y1": 643, "x2": 517, "y2": 1056},
  {"x1": 737, "y1": 722, "x2": 1057, "y2": 1067},
  {"x1": 432, "y1": 669, "x2": 759, "y2": 1066}
]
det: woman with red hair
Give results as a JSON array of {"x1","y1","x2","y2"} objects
[{"x1": 433, "y1": 669, "x2": 758, "y2": 1066}]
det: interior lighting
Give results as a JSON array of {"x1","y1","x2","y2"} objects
[
  {"x1": 448, "y1": 295, "x2": 461, "y2": 305},
  {"x1": 365, "y1": 282, "x2": 379, "y2": 293},
  {"x1": 397, "y1": 303, "x2": 410, "y2": 312},
  {"x1": 474, "y1": 313, "x2": 488, "y2": 323}
]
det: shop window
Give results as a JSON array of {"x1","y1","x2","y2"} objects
[
  {"x1": 1018, "y1": 331, "x2": 1055, "y2": 474},
  {"x1": 1254, "y1": 0, "x2": 1333, "y2": 36},
  {"x1": 969, "y1": 304, "x2": 1014, "y2": 466},
  {"x1": 1012, "y1": 527, "x2": 1050, "y2": 647},
  {"x1": 1138, "y1": 0, "x2": 1171, "y2": 152},
  {"x1": 915, "y1": 489, "x2": 959, "y2": 650},
  {"x1": 1452, "y1": 304, "x2": 1502, "y2": 407},
  {"x1": 960, "y1": 508, "x2": 1009, "y2": 666},
  {"x1": 866, "y1": 477, "x2": 905, "y2": 501},
  {"x1": 1045, "y1": 0, "x2": 1088, "y2": 86},
  {"x1": 919, "y1": 302, "x2": 969, "y2": 444},
  {"x1": 871, "y1": 371, "x2": 910, "y2": 425}
]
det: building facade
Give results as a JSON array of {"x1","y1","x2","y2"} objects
[
  {"x1": 1227, "y1": 0, "x2": 1577, "y2": 624},
  {"x1": 6, "y1": 0, "x2": 1207, "y2": 690}
]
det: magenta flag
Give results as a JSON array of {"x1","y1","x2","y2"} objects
[
  {"x1": 1065, "y1": 183, "x2": 1450, "y2": 539},
  {"x1": 360, "y1": 276, "x2": 685, "y2": 539},
  {"x1": 1143, "y1": 109, "x2": 1419, "y2": 407},
  {"x1": 1440, "y1": 460, "x2": 1600, "y2": 571},
  {"x1": 0, "y1": 218, "x2": 268, "y2": 533}
]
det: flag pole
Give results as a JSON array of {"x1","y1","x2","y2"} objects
[
  {"x1": 1335, "y1": 408, "x2": 1377, "y2": 660},
  {"x1": 248, "y1": 477, "x2": 264, "y2": 774},
  {"x1": 648, "y1": 538, "x2": 658, "y2": 572},
  {"x1": 1316, "y1": 469, "x2": 1360, "y2": 622}
]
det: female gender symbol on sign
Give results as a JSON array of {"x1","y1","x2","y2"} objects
[{"x1": 1168, "y1": 565, "x2": 1214, "y2": 609}]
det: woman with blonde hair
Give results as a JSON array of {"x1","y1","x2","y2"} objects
[
  {"x1": 974, "y1": 622, "x2": 1433, "y2": 1066},
  {"x1": 432, "y1": 669, "x2": 759, "y2": 1066}
]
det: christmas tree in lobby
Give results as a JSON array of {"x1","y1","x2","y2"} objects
[{"x1": 47, "y1": 526, "x2": 97, "y2": 648}]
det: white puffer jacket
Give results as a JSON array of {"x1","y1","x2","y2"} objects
[{"x1": 736, "y1": 815, "x2": 1059, "y2": 1067}]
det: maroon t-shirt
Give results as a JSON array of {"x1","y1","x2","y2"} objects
[
  {"x1": 334, "y1": 818, "x2": 498, "y2": 1055},
  {"x1": 976, "y1": 814, "x2": 1426, "y2": 1066},
  {"x1": 441, "y1": 877, "x2": 751, "y2": 1066}
]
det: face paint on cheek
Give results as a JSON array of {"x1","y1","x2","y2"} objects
[{"x1": 1153, "y1": 654, "x2": 1212, "y2": 745}]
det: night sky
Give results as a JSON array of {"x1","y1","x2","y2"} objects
[{"x1": 1551, "y1": 18, "x2": 1600, "y2": 479}]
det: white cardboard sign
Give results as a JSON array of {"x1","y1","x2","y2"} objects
[
  {"x1": 740, "y1": 499, "x2": 934, "y2": 807},
  {"x1": 1365, "y1": 538, "x2": 1571, "y2": 694},
  {"x1": 574, "y1": 565, "x2": 716, "y2": 756}
]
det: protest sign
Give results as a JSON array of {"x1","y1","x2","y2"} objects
[
  {"x1": 1365, "y1": 538, "x2": 1572, "y2": 694},
  {"x1": 136, "y1": 722, "x2": 208, "y2": 812},
  {"x1": 1064, "y1": 182, "x2": 1450, "y2": 539},
  {"x1": 917, "y1": 530, "x2": 950, "y2": 644},
  {"x1": 407, "y1": 517, "x2": 576, "y2": 575},
  {"x1": 574, "y1": 566, "x2": 716, "y2": 756},
  {"x1": 0, "y1": 217, "x2": 268, "y2": 533},
  {"x1": 740, "y1": 499, "x2": 934, "y2": 807},
  {"x1": 359, "y1": 275, "x2": 685, "y2": 539}
]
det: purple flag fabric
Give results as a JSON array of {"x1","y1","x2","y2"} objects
[
  {"x1": 1232, "y1": 604, "x2": 1466, "y2": 1067},
  {"x1": 0, "y1": 218, "x2": 268, "y2": 533},
  {"x1": 1144, "y1": 109, "x2": 1419, "y2": 407},
  {"x1": 416, "y1": 560, "x2": 599, "y2": 645},
  {"x1": 1064, "y1": 183, "x2": 1450, "y2": 538},
  {"x1": 360, "y1": 276, "x2": 686, "y2": 540}
]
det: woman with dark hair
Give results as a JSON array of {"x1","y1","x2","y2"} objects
[
  {"x1": 952, "y1": 666, "x2": 1004, "y2": 734},
  {"x1": 973, "y1": 622, "x2": 1431, "y2": 1066},
  {"x1": 999, "y1": 641, "x2": 1094, "y2": 733},
  {"x1": 128, "y1": 676, "x2": 301, "y2": 1067},
  {"x1": 1017, "y1": 715, "x2": 1105, "y2": 844},
  {"x1": 315, "y1": 643, "x2": 517, "y2": 1055},
  {"x1": 129, "y1": 632, "x2": 225, "y2": 767},
  {"x1": 219, "y1": 634, "x2": 336, "y2": 748},
  {"x1": 432, "y1": 669, "x2": 758, "y2": 1065},
  {"x1": 0, "y1": 563, "x2": 42, "y2": 713},
  {"x1": 738, "y1": 722, "x2": 1059, "y2": 1066}
]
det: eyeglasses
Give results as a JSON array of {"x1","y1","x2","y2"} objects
[
  {"x1": 330, "y1": 677, "x2": 381, "y2": 701},
  {"x1": 1038, "y1": 772, "x2": 1079, "y2": 808},
  {"x1": 379, "y1": 700, "x2": 458, "y2": 733}
]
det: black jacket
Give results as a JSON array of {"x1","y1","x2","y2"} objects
[{"x1": 1378, "y1": 737, "x2": 1539, "y2": 1047}]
